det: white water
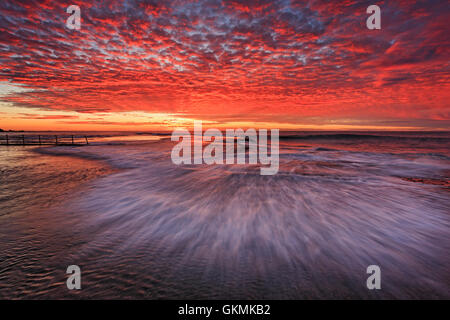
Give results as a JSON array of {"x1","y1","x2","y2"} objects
[{"x1": 1, "y1": 133, "x2": 449, "y2": 298}]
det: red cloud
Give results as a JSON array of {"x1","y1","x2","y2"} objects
[{"x1": 0, "y1": 0, "x2": 448, "y2": 129}]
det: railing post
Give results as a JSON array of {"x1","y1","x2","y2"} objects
[
  {"x1": 22, "y1": 135, "x2": 25, "y2": 146},
  {"x1": 85, "y1": 136, "x2": 89, "y2": 145},
  {"x1": 6, "y1": 135, "x2": 8, "y2": 146},
  {"x1": 38, "y1": 135, "x2": 41, "y2": 145},
  {"x1": 55, "y1": 135, "x2": 58, "y2": 145},
  {"x1": 72, "y1": 135, "x2": 74, "y2": 145}
]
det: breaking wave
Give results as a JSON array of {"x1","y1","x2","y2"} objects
[{"x1": 0, "y1": 132, "x2": 449, "y2": 299}]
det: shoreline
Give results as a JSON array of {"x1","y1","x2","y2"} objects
[{"x1": 1, "y1": 135, "x2": 449, "y2": 299}]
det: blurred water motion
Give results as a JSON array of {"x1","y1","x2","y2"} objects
[{"x1": 0, "y1": 132, "x2": 449, "y2": 299}]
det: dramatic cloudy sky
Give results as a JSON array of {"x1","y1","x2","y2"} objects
[{"x1": 0, "y1": 0, "x2": 449, "y2": 130}]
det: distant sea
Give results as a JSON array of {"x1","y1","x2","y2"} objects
[{"x1": 0, "y1": 131, "x2": 449, "y2": 299}]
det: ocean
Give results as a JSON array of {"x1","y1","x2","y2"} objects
[{"x1": 0, "y1": 131, "x2": 449, "y2": 299}]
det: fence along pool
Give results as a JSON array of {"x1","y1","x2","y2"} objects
[{"x1": 0, "y1": 135, "x2": 89, "y2": 146}]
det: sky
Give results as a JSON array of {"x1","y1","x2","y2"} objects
[{"x1": 0, "y1": 0, "x2": 449, "y2": 131}]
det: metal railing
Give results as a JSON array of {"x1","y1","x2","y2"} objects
[{"x1": 0, "y1": 135, "x2": 89, "y2": 146}]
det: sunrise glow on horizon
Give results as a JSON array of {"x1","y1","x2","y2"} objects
[
  {"x1": 1, "y1": 1, "x2": 450, "y2": 303},
  {"x1": 0, "y1": 0, "x2": 449, "y2": 131}
]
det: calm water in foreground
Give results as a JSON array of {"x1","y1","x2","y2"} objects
[{"x1": 0, "y1": 131, "x2": 449, "y2": 299}]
